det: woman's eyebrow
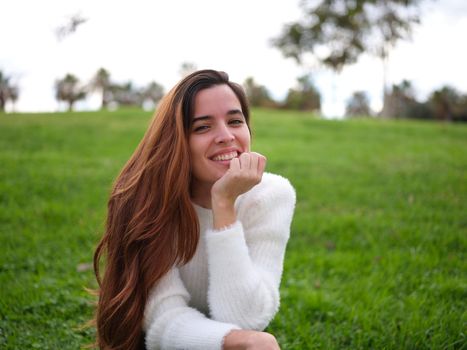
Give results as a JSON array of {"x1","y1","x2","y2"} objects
[
  {"x1": 227, "y1": 109, "x2": 243, "y2": 116},
  {"x1": 193, "y1": 109, "x2": 243, "y2": 123},
  {"x1": 192, "y1": 115, "x2": 212, "y2": 123}
]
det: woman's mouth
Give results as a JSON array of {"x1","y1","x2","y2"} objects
[{"x1": 211, "y1": 151, "x2": 238, "y2": 162}]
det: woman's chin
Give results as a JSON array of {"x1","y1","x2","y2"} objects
[{"x1": 213, "y1": 170, "x2": 228, "y2": 181}]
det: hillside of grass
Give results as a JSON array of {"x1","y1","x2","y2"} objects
[{"x1": 1, "y1": 109, "x2": 466, "y2": 349}]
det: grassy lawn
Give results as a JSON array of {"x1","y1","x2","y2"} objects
[{"x1": 1, "y1": 109, "x2": 466, "y2": 349}]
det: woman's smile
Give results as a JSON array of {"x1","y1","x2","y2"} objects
[{"x1": 211, "y1": 150, "x2": 239, "y2": 162}]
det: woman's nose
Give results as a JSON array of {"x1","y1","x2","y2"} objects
[{"x1": 214, "y1": 124, "x2": 235, "y2": 144}]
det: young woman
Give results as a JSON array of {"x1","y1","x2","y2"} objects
[{"x1": 93, "y1": 70, "x2": 296, "y2": 350}]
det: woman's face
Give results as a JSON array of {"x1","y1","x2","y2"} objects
[{"x1": 189, "y1": 84, "x2": 251, "y2": 188}]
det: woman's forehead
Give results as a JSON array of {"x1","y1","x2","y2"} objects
[{"x1": 193, "y1": 85, "x2": 242, "y2": 117}]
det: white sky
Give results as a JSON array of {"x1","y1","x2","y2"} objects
[{"x1": 1, "y1": 0, "x2": 467, "y2": 117}]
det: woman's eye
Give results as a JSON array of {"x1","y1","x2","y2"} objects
[
  {"x1": 193, "y1": 125, "x2": 209, "y2": 132},
  {"x1": 229, "y1": 119, "x2": 244, "y2": 126}
]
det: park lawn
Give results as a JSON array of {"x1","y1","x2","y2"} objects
[{"x1": 0, "y1": 109, "x2": 466, "y2": 349}]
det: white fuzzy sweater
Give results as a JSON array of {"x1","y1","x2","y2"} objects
[{"x1": 143, "y1": 173, "x2": 296, "y2": 350}]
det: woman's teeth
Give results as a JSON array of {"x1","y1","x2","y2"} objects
[{"x1": 212, "y1": 151, "x2": 238, "y2": 161}]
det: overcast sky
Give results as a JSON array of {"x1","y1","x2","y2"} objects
[{"x1": 1, "y1": 0, "x2": 467, "y2": 117}]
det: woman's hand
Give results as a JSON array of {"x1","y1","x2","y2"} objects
[
  {"x1": 223, "y1": 330, "x2": 280, "y2": 350},
  {"x1": 211, "y1": 152, "x2": 267, "y2": 204},
  {"x1": 211, "y1": 152, "x2": 266, "y2": 229}
]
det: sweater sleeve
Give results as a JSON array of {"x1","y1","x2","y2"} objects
[
  {"x1": 205, "y1": 175, "x2": 296, "y2": 330},
  {"x1": 143, "y1": 268, "x2": 240, "y2": 350}
]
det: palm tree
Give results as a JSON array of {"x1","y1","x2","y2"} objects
[
  {"x1": 55, "y1": 73, "x2": 86, "y2": 111},
  {"x1": 7, "y1": 85, "x2": 19, "y2": 112},
  {"x1": 90, "y1": 68, "x2": 111, "y2": 109},
  {"x1": 0, "y1": 70, "x2": 19, "y2": 112}
]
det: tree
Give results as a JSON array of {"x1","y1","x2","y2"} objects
[
  {"x1": 346, "y1": 91, "x2": 371, "y2": 117},
  {"x1": 90, "y1": 68, "x2": 112, "y2": 109},
  {"x1": 283, "y1": 74, "x2": 321, "y2": 112},
  {"x1": 179, "y1": 62, "x2": 198, "y2": 78},
  {"x1": 109, "y1": 81, "x2": 143, "y2": 107},
  {"x1": 272, "y1": 0, "x2": 423, "y2": 114},
  {"x1": 380, "y1": 80, "x2": 415, "y2": 118},
  {"x1": 273, "y1": 0, "x2": 421, "y2": 70},
  {"x1": 375, "y1": 82, "x2": 467, "y2": 121},
  {"x1": 428, "y1": 86, "x2": 467, "y2": 122},
  {"x1": 55, "y1": 73, "x2": 86, "y2": 111},
  {"x1": 381, "y1": 79, "x2": 434, "y2": 119},
  {"x1": 0, "y1": 70, "x2": 19, "y2": 112},
  {"x1": 142, "y1": 81, "x2": 165, "y2": 107},
  {"x1": 104, "y1": 80, "x2": 164, "y2": 110},
  {"x1": 7, "y1": 85, "x2": 19, "y2": 112},
  {"x1": 243, "y1": 77, "x2": 276, "y2": 108}
]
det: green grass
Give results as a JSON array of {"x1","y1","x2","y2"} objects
[{"x1": 1, "y1": 109, "x2": 466, "y2": 349}]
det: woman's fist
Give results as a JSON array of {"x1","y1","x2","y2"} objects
[{"x1": 211, "y1": 152, "x2": 267, "y2": 204}]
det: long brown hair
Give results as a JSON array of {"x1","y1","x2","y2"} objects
[{"x1": 93, "y1": 70, "x2": 250, "y2": 350}]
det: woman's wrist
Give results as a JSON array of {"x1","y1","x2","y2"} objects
[{"x1": 212, "y1": 195, "x2": 237, "y2": 230}]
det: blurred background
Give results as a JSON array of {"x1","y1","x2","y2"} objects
[
  {"x1": 1, "y1": 0, "x2": 467, "y2": 120},
  {"x1": 1, "y1": 1, "x2": 466, "y2": 349}
]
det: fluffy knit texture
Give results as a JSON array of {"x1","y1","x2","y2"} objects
[{"x1": 143, "y1": 172, "x2": 296, "y2": 350}]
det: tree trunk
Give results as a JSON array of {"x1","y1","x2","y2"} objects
[
  {"x1": 380, "y1": 45, "x2": 390, "y2": 118},
  {"x1": 101, "y1": 88, "x2": 108, "y2": 110}
]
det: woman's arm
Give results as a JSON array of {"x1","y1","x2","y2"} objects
[
  {"x1": 211, "y1": 152, "x2": 266, "y2": 230},
  {"x1": 144, "y1": 268, "x2": 241, "y2": 350},
  {"x1": 144, "y1": 266, "x2": 284, "y2": 350},
  {"x1": 206, "y1": 173, "x2": 296, "y2": 330}
]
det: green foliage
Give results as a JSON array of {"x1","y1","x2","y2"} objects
[
  {"x1": 1, "y1": 110, "x2": 466, "y2": 349},
  {"x1": 0, "y1": 70, "x2": 19, "y2": 112},
  {"x1": 429, "y1": 86, "x2": 467, "y2": 122},
  {"x1": 143, "y1": 82, "x2": 164, "y2": 104},
  {"x1": 243, "y1": 77, "x2": 277, "y2": 108},
  {"x1": 272, "y1": 0, "x2": 422, "y2": 71},
  {"x1": 382, "y1": 81, "x2": 467, "y2": 121},
  {"x1": 346, "y1": 91, "x2": 371, "y2": 117},
  {"x1": 108, "y1": 81, "x2": 142, "y2": 107},
  {"x1": 283, "y1": 75, "x2": 321, "y2": 112},
  {"x1": 106, "y1": 81, "x2": 165, "y2": 110},
  {"x1": 90, "y1": 68, "x2": 111, "y2": 109},
  {"x1": 55, "y1": 73, "x2": 87, "y2": 111}
]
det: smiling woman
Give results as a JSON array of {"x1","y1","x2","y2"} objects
[
  {"x1": 92, "y1": 70, "x2": 296, "y2": 350},
  {"x1": 189, "y1": 84, "x2": 253, "y2": 210}
]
